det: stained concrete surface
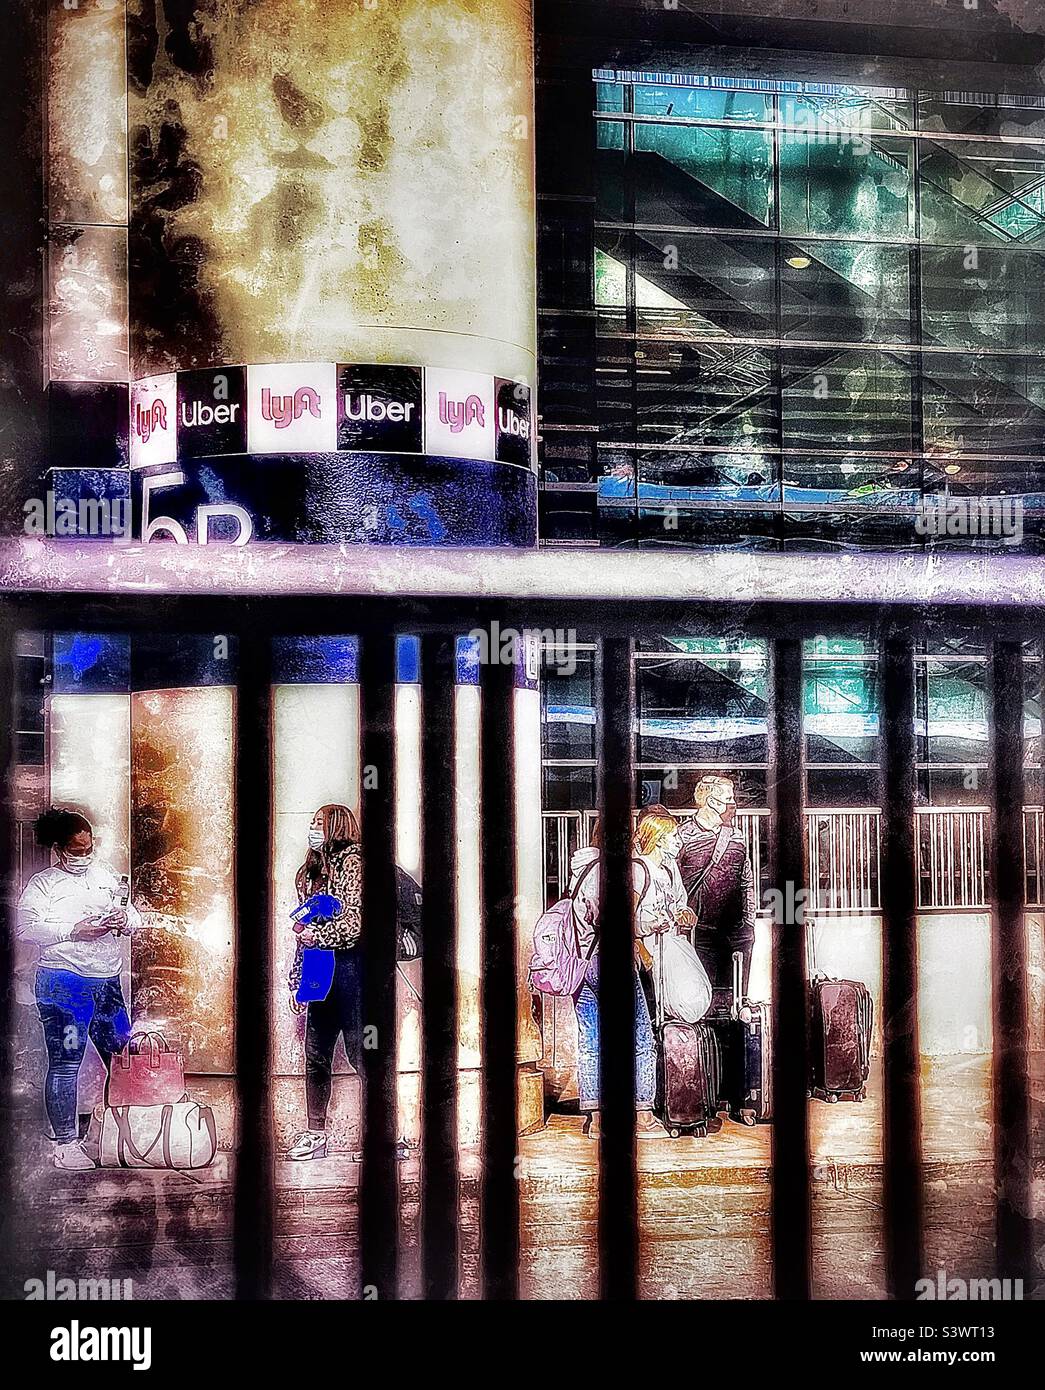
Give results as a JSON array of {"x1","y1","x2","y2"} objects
[{"x1": 5, "y1": 1056, "x2": 1043, "y2": 1301}]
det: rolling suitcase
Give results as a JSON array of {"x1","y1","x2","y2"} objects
[
  {"x1": 712, "y1": 949, "x2": 772, "y2": 1125},
  {"x1": 806, "y1": 924, "x2": 873, "y2": 1103},
  {"x1": 808, "y1": 976, "x2": 873, "y2": 1102},
  {"x1": 654, "y1": 936, "x2": 722, "y2": 1137}
]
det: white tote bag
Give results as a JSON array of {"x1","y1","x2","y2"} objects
[
  {"x1": 655, "y1": 933, "x2": 713, "y2": 1024},
  {"x1": 100, "y1": 1102, "x2": 217, "y2": 1169}
]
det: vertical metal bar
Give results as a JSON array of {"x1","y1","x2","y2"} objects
[
  {"x1": 989, "y1": 639, "x2": 1034, "y2": 1284},
  {"x1": 233, "y1": 617, "x2": 275, "y2": 1300},
  {"x1": 880, "y1": 631, "x2": 923, "y2": 1299},
  {"x1": 0, "y1": 0, "x2": 45, "y2": 523},
  {"x1": 479, "y1": 654, "x2": 518, "y2": 1300},
  {"x1": 598, "y1": 636, "x2": 638, "y2": 1301},
  {"x1": 359, "y1": 630, "x2": 400, "y2": 1300},
  {"x1": 768, "y1": 637, "x2": 810, "y2": 1300},
  {"x1": 420, "y1": 634, "x2": 459, "y2": 1300},
  {"x1": 807, "y1": 815, "x2": 818, "y2": 911},
  {"x1": 0, "y1": 602, "x2": 17, "y2": 1285}
]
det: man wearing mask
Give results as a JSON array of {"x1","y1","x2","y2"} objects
[{"x1": 677, "y1": 776, "x2": 756, "y2": 999}]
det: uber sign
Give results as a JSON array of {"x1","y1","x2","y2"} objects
[
  {"x1": 337, "y1": 364, "x2": 423, "y2": 454},
  {"x1": 126, "y1": 361, "x2": 533, "y2": 468},
  {"x1": 495, "y1": 378, "x2": 532, "y2": 468},
  {"x1": 177, "y1": 368, "x2": 247, "y2": 459}
]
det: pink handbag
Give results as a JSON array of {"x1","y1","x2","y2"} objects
[{"x1": 108, "y1": 1031, "x2": 187, "y2": 1108}]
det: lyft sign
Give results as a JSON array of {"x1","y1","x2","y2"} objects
[
  {"x1": 130, "y1": 375, "x2": 177, "y2": 469},
  {"x1": 247, "y1": 362, "x2": 337, "y2": 454},
  {"x1": 424, "y1": 368, "x2": 495, "y2": 461}
]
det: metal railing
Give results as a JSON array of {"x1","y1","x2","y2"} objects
[
  {"x1": 917, "y1": 806, "x2": 989, "y2": 910},
  {"x1": 807, "y1": 808, "x2": 881, "y2": 913},
  {"x1": 542, "y1": 806, "x2": 768, "y2": 900},
  {"x1": 543, "y1": 803, "x2": 1045, "y2": 912},
  {"x1": 0, "y1": 595, "x2": 1037, "y2": 1303}
]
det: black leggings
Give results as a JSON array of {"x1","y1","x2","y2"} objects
[{"x1": 304, "y1": 949, "x2": 364, "y2": 1130}]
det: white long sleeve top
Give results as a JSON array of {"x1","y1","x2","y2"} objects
[{"x1": 17, "y1": 862, "x2": 142, "y2": 978}]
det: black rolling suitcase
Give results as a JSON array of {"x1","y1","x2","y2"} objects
[
  {"x1": 654, "y1": 937, "x2": 722, "y2": 1138},
  {"x1": 711, "y1": 948, "x2": 772, "y2": 1125}
]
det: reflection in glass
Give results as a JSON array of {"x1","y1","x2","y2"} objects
[{"x1": 779, "y1": 132, "x2": 912, "y2": 239}]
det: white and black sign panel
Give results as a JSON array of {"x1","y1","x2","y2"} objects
[
  {"x1": 178, "y1": 368, "x2": 247, "y2": 458},
  {"x1": 338, "y1": 364, "x2": 423, "y2": 453},
  {"x1": 129, "y1": 362, "x2": 533, "y2": 469},
  {"x1": 247, "y1": 362, "x2": 337, "y2": 454},
  {"x1": 130, "y1": 375, "x2": 177, "y2": 468},
  {"x1": 495, "y1": 378, "x2": 531, "y2": 467}
]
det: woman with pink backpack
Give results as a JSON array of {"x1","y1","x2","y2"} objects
[{"x1": 542, "y1": 817, "x2": 667, "y2": 1140}]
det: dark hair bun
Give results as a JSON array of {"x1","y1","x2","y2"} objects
[{"x1": 35, "y1": 807, "x2": 91, "y2": 851}]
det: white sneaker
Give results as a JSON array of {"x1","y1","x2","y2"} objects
[
  {"x1": 286, "y1": 1129, "x2": 328, "y2": 1161},
  {"x1": 53, "y1": 1140, "x2": 95, "y2": 1171}
]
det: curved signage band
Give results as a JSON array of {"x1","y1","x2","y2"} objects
[{"x1": 130, "y1": 364, "x2": 534, "y2": 472}]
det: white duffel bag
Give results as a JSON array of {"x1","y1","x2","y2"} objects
[
  {"x1": 653, "y1": 932, "x2": 713, "y2": 1025},
  {"x1": 100, "y1": 1102, "x2": 217, "y2": 1169}
]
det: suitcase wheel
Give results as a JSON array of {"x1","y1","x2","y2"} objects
[
  {"x1": 669, "y1": 1127, "x2": 681, "y2": 1139},
  {"x1": 806, "y1": 1089, "x2": 812, "y2": 1099},
  {"x1": 827, "y1": 1093, "x2": 838, "y2": 1103}
]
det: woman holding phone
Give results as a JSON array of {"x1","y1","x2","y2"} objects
[{"x1": 17, "y1": 808, "x2": 141, "y2": 1170}]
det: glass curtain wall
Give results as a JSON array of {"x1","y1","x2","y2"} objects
[{"x1": 539, "y1": 73, "x2": 1045, "y2": 550}]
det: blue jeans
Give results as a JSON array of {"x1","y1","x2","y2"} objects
[
  {"x1": 573, "y1": 954, "x2": 657, "y2": 1112},
  {"x1": 35, "y1": 969, "x2": 131, "y2": 1143}
]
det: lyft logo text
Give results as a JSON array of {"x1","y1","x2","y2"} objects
[
  {"x1": 248, "y1": 364, "x2": 336, "y2": 453},
  {"x1": 260, "y1": 386, "x2": 322, "y2": 429},
  {"x1": 438, "y1": 392, "x2": 485, "y2": 434}
]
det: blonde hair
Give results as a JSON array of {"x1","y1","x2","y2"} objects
[
  {"x1": 634, "y1": 809, "x2": 679, "y2": 857},
  {"x1": 694, "y1": 775, "x2": 734, "y2": 810}
]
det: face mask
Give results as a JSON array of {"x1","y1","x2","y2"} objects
[
  {"x1": 307, "y1": 828, "x2": 325, "y2": 851},
  {"x1": 61, "y1": 853, "x2": 93, "y2": 875}
]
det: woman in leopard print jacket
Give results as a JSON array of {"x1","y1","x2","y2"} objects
[{"x1": 285, "y1": 803, "x2": 364, "y2": 1162}]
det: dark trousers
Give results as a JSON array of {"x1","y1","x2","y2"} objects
[
  {"x1": 694, "y1": 937, "x2": 754, "y2": 1000},
  {"x1": 304, "y1": 949, "x2": 363, "y2": 1130},
  {"x1": 35, "y1": 969, "x2": 131, "y2": 1143}
]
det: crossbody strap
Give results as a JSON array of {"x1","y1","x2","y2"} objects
[{"x1": 691, "y1": 825, "x2": 732, "y2": 897}]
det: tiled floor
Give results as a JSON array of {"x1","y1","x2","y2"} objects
[{"x1": 7, "y1": 1055, "x2": 1042, "y2": 1300}]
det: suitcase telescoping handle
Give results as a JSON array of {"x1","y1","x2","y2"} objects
[
  {"x1": 731, "y1": 949, "x2": 742, "y2": 1020},
  {"x1": 656, "y1": 933, "x2": 665, "y2": 1030}
]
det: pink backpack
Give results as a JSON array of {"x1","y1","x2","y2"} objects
[{"x1": 528, "y1": 858, "x2": 600, "y2": 997}]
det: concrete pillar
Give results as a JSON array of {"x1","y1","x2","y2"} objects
[{"x1": 124, "y1": 0, "x2": 538, "y2": 547}]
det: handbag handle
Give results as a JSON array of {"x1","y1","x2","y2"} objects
[{"x1": 128, "y1": 1029, "x2": 173, "y2": 1067}]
